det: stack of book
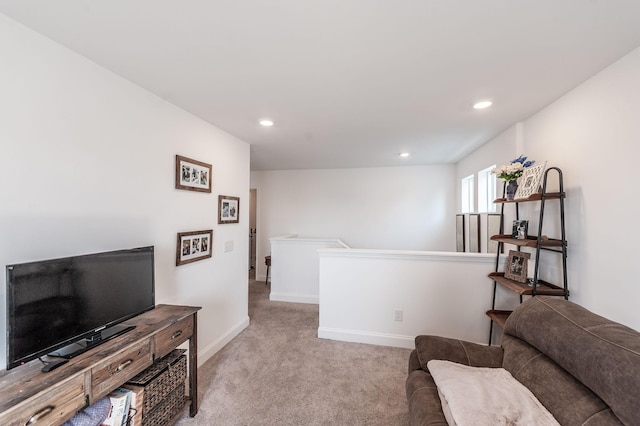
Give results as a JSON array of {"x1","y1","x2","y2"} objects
[{"x1": 101, "y1": 388, "x2": 132, "y2": 426}]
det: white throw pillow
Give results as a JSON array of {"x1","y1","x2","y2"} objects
[{"x1": 427, "y1": 360, "x2": 560, "y2": 426}]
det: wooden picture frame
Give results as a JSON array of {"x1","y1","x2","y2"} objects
[
  {"x1": 504, "y1": 250, "x2": 530, "y2": 283},
  {"x1": 175, "y1": 155, "x2": 212, "y2": 193},
  {"x1": 176, "y1": 230, "x2": 213, "y2": 266},
  {"x1": 514, "y1": 161, "x2": 546, "y2": 199},
  {"x1": 487, "y1": 213, "x2": 503, "y2": 253},
  {"x1": 468, "y1": 214, "x2": 480, "y2": 253},
  {"x1": 218, "y1": 195, "x2": 240, "y2": 224},
  {"x1": 456, "y1": 214, "x2": 465, "y2": 252}
]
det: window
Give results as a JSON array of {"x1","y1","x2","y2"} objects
[
  {"x1": 478, "y1": 165, "x2": 497, "y2": 213},
  {"x1": 461, "y1": 174, "x2": 474, "y2": 213}
]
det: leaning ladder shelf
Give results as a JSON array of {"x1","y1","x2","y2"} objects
[{"x1": 487, "y1": 167, "x2": 569, "y2": 344}]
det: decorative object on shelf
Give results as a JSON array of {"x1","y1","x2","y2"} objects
[
  {"x1": 505, "y1": 180, "x2": 518, "y2": 200},
  {"x1": 468, "y1": 214, "x2": 480, "y2": 253},
  {"x1": 487, "y1": 214, "x2": 503, "y2": 253},
  {"x1": 176, "y1": 229, "x2": 213, "y2": 266},
  {"x1": 514, "y1": 161, "x2": 547, "y2": 199},
  {"x1": 218, "y1": 195, "x2": 240, "y2": 224},
  {"x1": 492, "y1": 155, "x2": 536, "y2": 201},
  {"x1": 456, "y1": 214, "x2": 465, "y2": 252},
  {"x1": 175, "y1": 155, "x2": 212, "y2": 193},
  {"x1": 512, "y1": 220, "x2": 529, "y2": 240},
  {"x1": 504, "y1": 250, "x2": 530, "y2": 283}
]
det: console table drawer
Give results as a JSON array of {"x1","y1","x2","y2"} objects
[
  {"x1": 155, "y1": 315, "x2": 193, "y2": 358},
  {"x1": 0, "y1": 374, "x2": 85, "y2": 426},
  {"x1": 91, "y1": 339, "x2": 152, "y2": 399}
]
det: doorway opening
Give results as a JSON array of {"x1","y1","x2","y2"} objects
[{"x1": 249, "y1": 188, "x2": 257, "y2": 280}]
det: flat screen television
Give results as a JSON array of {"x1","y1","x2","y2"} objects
[{"x1": 6, "y1": 246, "x2": 155, "y2": 370}]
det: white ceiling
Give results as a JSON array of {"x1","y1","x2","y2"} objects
[{"x1": 2, "y1": 1, "x2": 640, "y2": 171}]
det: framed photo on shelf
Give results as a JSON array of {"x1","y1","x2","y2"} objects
[
  {"x1": 514, "y1": 161, "x2": 547, "y2": 199},
  {"x1": 512, "y1": 220, "x2": 529, "y2": 240},
  {"x1": 456, "y1": 214, "x2": 465, "y2": 252},
  {"x1": 468, "y1": 214, "x2": 480, "y2": 253},
  {"x1": 487, "y1": 214, "x2": 503, "y2": 253},
  {"x1": 504, "y1": 250, "x2": 530, "y2": 283},
  {"x1": 176, "y1": 230, "x2": 213, "y2": 266},
  {"x1": 175, "y1": 155, "x2": 212, "y2": 193},
  {"x1": 218, "y1": 195, "x2": 240, "y2": 224}
]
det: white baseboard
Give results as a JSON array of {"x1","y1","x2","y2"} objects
[
  {"x1": 197, "y1": 315, "x2": 250, "y2": 366},
  {"x1": 269, "y1": 291, "x2": 319, "y2": 304},
  {"x1": 317, "y1": 326, "x2": 415, "y2": 349}
]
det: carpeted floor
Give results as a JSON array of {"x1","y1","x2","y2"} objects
[{"x1": 175, "y1": 279, "x2": 412, "y2": 425}]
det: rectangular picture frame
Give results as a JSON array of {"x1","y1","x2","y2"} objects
[
  {"x1": 504, "y1": 250, "x2": 531, "y2": 283},
  {"x1": 175, "y1": 155, "x2": 212, "y2": 193},
  {"x1": 514, "y1": 161, "x2": 546, "y2": 199},
  {"x1": 218, "y1": 195, "x2": 240, "y2": 224},
  {"x1": 456, "y1": 214, "x2": 465, "y2": 252},
  {"x1": 512, "y1": 220, "x2": 529, "y2": 240},
  {"x1": 176, "y1": 229, "x2": 213, "y2": 266},
  {"x1": 468, "y1": 213, "x2": 480, "y2": 253}
]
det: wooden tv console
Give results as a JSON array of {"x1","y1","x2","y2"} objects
[{"x1": 0, "y1": 304, "x2": 200, "y2": 426}]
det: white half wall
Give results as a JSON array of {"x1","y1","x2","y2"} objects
[
  {"x1": 269, "y1": 235, "x2": 349, "y2": 304},
  {"x1": 251, "y1": 165, "x2": 457, "y2": 280},
  {"x1": 0, "y1": 15, "x2": 250, "y2": 369},
  {"x1": 318, "y1": 249, "x2": 516, "y2": 348}
]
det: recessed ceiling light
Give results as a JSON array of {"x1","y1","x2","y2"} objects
[
  {"x1": 399, "y1": 152, "x2": 410, "y2": 158},
  {"x1": 473, "y1": 100, "x2": 493, "y2": 109},
  {"x1": 259, "y1": 119, "x2": 274, "y2": 127}
]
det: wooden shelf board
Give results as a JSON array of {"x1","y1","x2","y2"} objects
[
  {"x1": 486, "y1": 310, "x2": 512, "y2": 329},
  {"x1": 490, "y1": 235, "x2": 566, "y2": 247},
  {"x1": 488, "y1": 272, "x2": 568, "y2": 296},
  {"x1": 494, "y1": 192, "x2": 565, "y2": 204}
]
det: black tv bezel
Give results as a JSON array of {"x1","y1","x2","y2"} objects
[{"x1": 5, "y1": 246, "x2": 156, "y2": 370}]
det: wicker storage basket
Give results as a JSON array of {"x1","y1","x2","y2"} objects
[
  {"x1": 126, "y1": 349, "x2": 187, "y2": 425},
  {"x1": 141, "y1": 384, "x2": 185, "y2": 426}
]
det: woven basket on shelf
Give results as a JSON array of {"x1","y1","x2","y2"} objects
[
  {"x1": 141, "y1": 383, "x2": 185, "y2": 426},
  {"x1": 126, "y1": 349, "x2": 187, "y2": 425}
]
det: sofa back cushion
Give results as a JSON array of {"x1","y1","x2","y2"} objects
[
  {"x1": 501, "y1": 334, "x2": 621, "y2": 425},
  {"x1": 504, "y1": 297, "x2": 640, "y2": 426}
]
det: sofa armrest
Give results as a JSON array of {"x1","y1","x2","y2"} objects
[{"x1": 414, "y1": 335, "x2": 503, "y2": 371}]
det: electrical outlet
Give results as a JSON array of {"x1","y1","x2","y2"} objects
[
  {"x1": 394, "y1": 309, "x2": 403, "y2": 322},
  {"x1": 224, "y1": 240, "x2": 233, "y2": 252}
]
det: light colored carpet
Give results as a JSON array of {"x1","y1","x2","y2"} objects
[{"x1": 175, "y1": 279, "x2": 412, "y2": 425}]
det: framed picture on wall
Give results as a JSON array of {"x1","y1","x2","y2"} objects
[
  {"x1": 176, "y1": 229, "x2": 213, "y2": 266},
  {"x1": 218, "y1": 195, "x2": 240, "y2": 224},
  {"x1": 468, "y1": 214, "x2": 480, "y2": 253},
  {"x1": 504, "y1": 250, "x2": 530, "y2": 283},
  {"x1": 456, "y1": 214, "x2": 465, "y2": 252},
  {"x1": 175, "y1": 155, "x2": 212, "y2": 193}
]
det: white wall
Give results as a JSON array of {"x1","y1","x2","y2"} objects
[
  {"x1": 0, "y1": 15, "x2": 250, "y2": 369},
  {"x1": 456, "y1": 123, "x2": 522, "y2": 209},
  {"x1": 269, "y1": 235, "x2": 348, "y2": 304},
  {"x1": 251, "y1": 165, "x2": 456, "y2": 280},
  {"x1": 458, "y1": 45, "x2": 640, "y2": 332},
  {"x1": 318, "y1": 249, "x2": 513, "y2": 348}
]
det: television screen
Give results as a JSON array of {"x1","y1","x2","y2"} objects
[{"x1": 6, "y1": 246, "x2": 155, "y2": 370}]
